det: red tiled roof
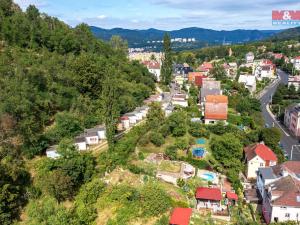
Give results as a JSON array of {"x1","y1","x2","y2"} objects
[
  {"x1": 244, "y1": 143, "x2": 277, "y2": 162},
  {"x1": 295, "y1": 56, "x2": 300, "y2": 60},
  {"x1": 169, "y1": 208, "x2": 192, "y2": 225},
  {"x1": 188, "y1": 72, "x2": 203, "y2": 82},
  {"x1": 197, "y1": 62, "x2": 213, "y2": 72},
  {"x1": 142, "y1": 60, "x2": 160, "y2": 69},
  {"x1": 120, "y1": 116, "x2": 129, "y2": 120},
  {"x1": 266, "y1": 176, "x2": 300, "y2": 207},
  {"x1": 195, "y1": 187, "x2": 222, "y2": 201},
  {"x1": 262, "y1": 59, "x2": 273, "y2": 65},
  {"x1": 226, "y1": 192, "x2": 238, "y2": 200},
  {"x1": 281, "y1": 161, "x2": 300, "y2": 175},
  {"x1": 194, "y1": 75, "x2": 207, "y2": 87}
]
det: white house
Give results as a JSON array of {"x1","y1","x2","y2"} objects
[
  {"x1": 257, "y1": 161, "x2": 300, "y2": 199},
  {"x1": 46, "y1": 145, "x2": 60, "y2": 159},
  {"x1": 262, "y1": 175, "x2": 300, "y2": 224},
  {"x1": 84, "y1": 131, "x2": 99, "y2": 145},
  {"x1": 238, "y1": 74, "x2": 256, "y2": 93},
  {"x1": 133, "y1": 109, "x2": 143, "y2": 121},
  {"x1": 125, "y1": 113, "x2": 137, "y2": 125},
  {"x1": 74, "y1": 136, "x2": 87, "y2": 151},
  {"x1": 143, "y1": 61, "x2": 161, "y2": 81},
  {"x1": 120, "y1": 116, "x2": 130, "y2": 130},
  {"x1": 288, "y1": 75, "x2": 300, "y2": 91},
  {"x1": 244, "y1": 143, "x2": 277, "y2": 179},
  {"x1": 293, "y1": 56, "x2": 300, "y2": 71},
  {"x1": 246, "y1": 52, "x2": 255, "y2": 63},
  {"x1": 171, "y1": 94, "x2": 188, "y2": 107}
]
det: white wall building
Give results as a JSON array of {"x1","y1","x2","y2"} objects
[
  {"x1": 244, "y1": 143, "x2": 277, "y2": 179},
  {"x1": 238, "y1": 74, "x2": 256, "y2": 93}
]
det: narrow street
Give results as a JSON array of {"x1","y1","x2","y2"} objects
[{"x1": 258, "y1": 69, "x2": 300, "y2": 160}]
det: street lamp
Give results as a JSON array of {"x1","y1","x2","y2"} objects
[{"x1": 290, "y1": 145, "x2": 300, "y2": 160}]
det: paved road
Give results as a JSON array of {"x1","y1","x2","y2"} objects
[{"x1": 259, "y1": 69, "x2": 300, "y2": 160}]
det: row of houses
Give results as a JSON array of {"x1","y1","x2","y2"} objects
[{"x1": 46, "y1": 106, "x2": 150, "y2": 158}]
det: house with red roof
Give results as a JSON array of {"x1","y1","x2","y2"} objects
[
  {"x1": 197, "y1": 62, "x2": 213, "y2": 75},
  {"x1": 244, "y1": 143, "x2": 277, "y2": 179},
  {"x1": 169, "y1": 208, "x2": 192, "y2": 225},
  {"x1": 195, "y1": 187, "x2": 222, "y2": 210},
  {"x1": 143, "y1": 60, "x2": 161, "y2": 81},
  {"x1": 187, "y1": 72, "x2": 207, "y2": 88},
  {"x1": 204, "y1": 95, "x2": 228, "y2": 124},
  {"x1": 226, "y1": 192, "x2": 238, "y2": 206}
]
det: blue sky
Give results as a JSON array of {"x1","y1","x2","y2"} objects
[{"x1": 14, "y1": 0, "x2": 300, "y2": 30}]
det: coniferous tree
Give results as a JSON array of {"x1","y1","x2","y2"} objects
[
  {"x1": 102, "y1": 65, "x2": 120, "y2": 149},
  {"x1": 161, "y1": 33, "x2": 172, "y2": 85}
]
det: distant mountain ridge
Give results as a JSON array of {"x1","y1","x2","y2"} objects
[{"x1": 90, "y1": 26, "x2": 281, "y2": 48}]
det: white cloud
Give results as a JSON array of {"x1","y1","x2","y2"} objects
[{"x1": 97, "y1": 15, "x2": 107, "y2": 19}]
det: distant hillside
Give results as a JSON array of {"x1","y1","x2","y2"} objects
[
  {"x1": 90, "y1": 26, "x2": 281, "y2": 48},
  {"x1": 271, "y1": 26, "x2": 300, "y2": 40}
]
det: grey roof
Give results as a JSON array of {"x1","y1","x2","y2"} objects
[
  {"x1": 74, "y1": 136, "x2": 86, "y2": 143},
  {"x1": 46, "y1": 145, "x2": 58, "y2": 152},
  {"x1": 258, "y1": 167, "x2": 277, "y2": 180},
  {"x1": 201, "y1": 88, "x2": 221, "y2": 101},
  {"x1": 84, "y1": 131, "x2": 98, "y2": 137}
]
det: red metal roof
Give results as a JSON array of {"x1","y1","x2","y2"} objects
[
  {"x1": 195, "y1": 187, "x2": 222, "y2": 201},
  {"x1": 226, "y1": 192, "x2": 238, "y2": 200},
  {"x1": 169, "y1": 208, "x2": 192, "y2": 225}
]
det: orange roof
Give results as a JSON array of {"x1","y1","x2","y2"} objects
[
  {"x1": 205, "y1": 95, "x2": 228, "y2": 120},
  {"x1": 206, "y1": 95, "x2": 228, "y2": 103},
  {"x1": 188, "y1": 72, "x2": 203, "y2": 82}
]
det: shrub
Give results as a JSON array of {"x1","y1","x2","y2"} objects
[
  {"x1": 139, "y1": 134, "x2": 149, "y2": 146},
  {"x1": 140, "y1": 183, "x2": 171, "y2": 217},
  {"x1": 189, "y1": 122, "x2": 210, "y2": 138},
  {"x1": 174, "y1": 137, "x2": 189, "y2": 150},
  {"x1": 165, "y1": 145, "x2": 178, "y2": 160},
  {"x1": 150, "y1": 132, "x2": 165, "y2": 147}
]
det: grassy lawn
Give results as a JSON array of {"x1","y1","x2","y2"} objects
[
  {"x1": 138, "y1": 136, "x2": 177, "y2": 154},
  {"x1": 158, "y1": 160, "x2": 181, "y2": 173}
]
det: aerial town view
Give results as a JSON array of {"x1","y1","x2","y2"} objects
[{"x1": 1, "y1": 0, "x2": 300, "y2": 224}]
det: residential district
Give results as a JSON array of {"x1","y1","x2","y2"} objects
[{"x1": 44, "y1": 46, "x2": 300, "y2": 224}]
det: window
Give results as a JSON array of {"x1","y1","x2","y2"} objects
[
  {"x1": 260, "y1": 163, "x2": 264, "y2": 167},
  {"x1": 285, "y1": 213, "x2": 290, "y2": 218}
]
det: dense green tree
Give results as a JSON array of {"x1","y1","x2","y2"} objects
[
  {"x1": 146, "y1": 102, "x2": 165, "y2": 130},
  {"x1": 166, "y1": 111, "x2": 187, "y2": 137},
  {"x1": 149, "y1": 132, "x2": 165, "y2": 147},
  {"x1": 260, "y1": 127, "x2": 281, "y2": 150},
  {"x1": 189, "y1": 122, "x2": 210, "y2": 138},
  {"x1": 161, "y1": 33, "x2": 172, "y2": 85},
  {"x1": 109, "y1": 35, "x2": 128, "y2": 55},
  {"x1": 210, "y1": 133, "x2": 243, "y2": 169}
]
